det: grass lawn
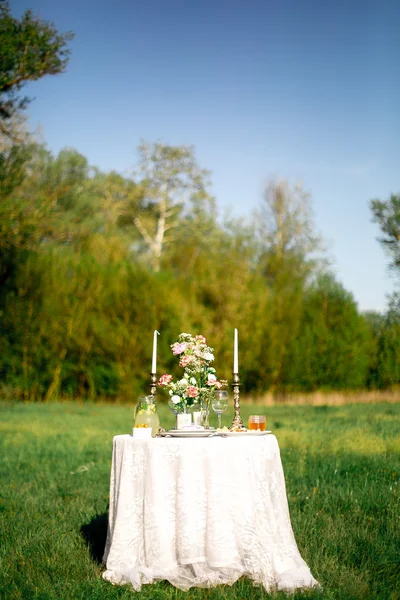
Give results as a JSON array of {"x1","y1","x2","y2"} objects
[{"x1": 0, "y1": 401, "x2": 399, "y2": 600}]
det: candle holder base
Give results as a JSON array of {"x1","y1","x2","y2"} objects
[
  {"x1": 150, "y1": 373, "x2": 157, "y2": 396},
  {"x1": 229, "y1": 373, "x2": 246, "y2": 431}
]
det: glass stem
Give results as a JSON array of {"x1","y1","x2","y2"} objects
[{"x1": 218, "y1": 413, "x2": 222, "y2": 429}]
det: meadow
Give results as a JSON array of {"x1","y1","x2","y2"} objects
[{"x1": 0, "y1": 401, "x2": 399, "y2": 600}]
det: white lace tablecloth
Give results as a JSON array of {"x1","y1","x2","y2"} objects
[{"x1": 102, "y1": 434, "x2": 318, "y2": 592}]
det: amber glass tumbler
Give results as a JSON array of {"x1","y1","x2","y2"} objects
[{"x1": 248, "y1": 415, "x2": 267, "y2": 431}]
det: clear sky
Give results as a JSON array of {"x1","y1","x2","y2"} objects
[{"x1": 11, "y1": 0, "x2": 400, "y2": 312}]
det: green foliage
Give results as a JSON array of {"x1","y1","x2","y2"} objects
[
  {"x1": 0, "y1": 140, "x2": 32, "y2": 196},
  {"x1": 1, "y1": 139, "x2": 399, "y2": 399},
  {"x1": 371, "y1": 193, "x2": 400, "y2": 272},
  {"x1": 133, "y1": 140, "x2": 215, "y2": 272},
  {"x1": 285, "y1": 274, "x2": 371, "y2": 391},
  {"x1": 1, "y1": 245, "x2": 184, "y2": 401},
  {"x1": 0, "y1": 401, "x2": 399, "y2": 599},
  {"x1": 0, "y1": 0, "x2": 73, "y2": 137},
  {"x1": 373, "y1": 294, "x2": 400, "y2": 389}
]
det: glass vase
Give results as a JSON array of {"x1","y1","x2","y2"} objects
[
  {"x1": 168, "y1": 401, "x2": 192, "y2": 429},
  {"x1": 200, "y1": 400, "x2": 211, "y2": 429}
]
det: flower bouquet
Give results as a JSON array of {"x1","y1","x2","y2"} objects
[{"x1": 158, "y1": 333, "x2": 227, "y2": 428}]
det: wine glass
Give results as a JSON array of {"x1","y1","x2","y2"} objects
[{"x1": 212, "y1": 390, "x2": 228, "y2": 429}]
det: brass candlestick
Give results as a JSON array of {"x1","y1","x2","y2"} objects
[
  {"x1": 229, "y1": 372, "x2": 245, "y2": 431},
  {"x1": 150, "y1": 373, "x2": 157, "y2": 396}
]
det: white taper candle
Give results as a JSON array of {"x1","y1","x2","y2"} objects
[
  {"x1": 151, "y1": 330, "x2": 160, "y2": 373},
  {"x1": 234, "y1": 328, "x2": 239, "y2": 374}
]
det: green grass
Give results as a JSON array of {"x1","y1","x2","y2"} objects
[{"x1": 0, "y1": 401, "x2": 399, "y2": 600}]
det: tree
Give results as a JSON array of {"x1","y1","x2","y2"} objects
[
  {"x1": 132, "y1": 141, "x2": 215, "y2": 272},
  {"x1": 371, "y1": 293, "x2": 400, "y2": 389},
  {"x1": 253, "y1": 179, "x2": 324, "y2": 390},
  {"x1": 0, "y1": 0, "x2": 73, "y2": 139},
  {"x1": 256, "y1": 179, "x2": 321, "y2": 273},
  {"x1": 0, "y1": 1, "x2": 73, "y2": 264},
  {"x1": 371, "y1": 193, "x2": 400, "y2": 272},
  {"x1": 370, "y1": 194, "x2": 400, "y2": 388},
  {"x1": 286, "y1": 274, "x2": 371, "y2": 390}
]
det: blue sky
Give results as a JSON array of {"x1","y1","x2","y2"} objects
[{"x1": 11, "y1": 0, "x2": 400, "y2": 312}]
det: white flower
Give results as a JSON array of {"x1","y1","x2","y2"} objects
[
  {"x1": 179, "y1": 378, "x2": 188, "y2": 387},
  {"x1": 169, "y1": 390, "x2": 173, "y2": 396},
  {"x1": 190, "y1": 377, "x2": 197, "y2": 385},
  {"x1": 171, "y1": 395, "x2": 181, "y2": 404},
  {"x1": 203, "y1": 352, "x2": 214, "y2": 361},
  {"x1": 207, "y1": 374, "x2": 217, "y2": 383}
]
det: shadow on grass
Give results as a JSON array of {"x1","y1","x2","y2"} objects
[{"x1": 80, "y1": 512, "x2": 109, "y2": 564}]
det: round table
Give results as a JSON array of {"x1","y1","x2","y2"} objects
[{"x1": 102, "y1": 433, "x2": 318, "y2": 592}]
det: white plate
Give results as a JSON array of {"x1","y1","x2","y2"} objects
[
  {"x1": 168, "y1": 427, "x2": 216, "y2": 433},
  {"x1": 161, "y1": 429, "x2": 217, "y2": 438},
  {"x1": 223, "y1": 430, "x2": 272, "y2": 437},
  {"x1": 160, "y1": 429, "x2": 272, "y2": 438}
]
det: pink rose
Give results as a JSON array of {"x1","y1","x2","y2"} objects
[
  {"x1": 172, "y1": 342, "x2": 188, "y2": 355},
  {"x1": 187, "y1": 385, "x2": 198, "y2": 398},
  {"x1": 179, "y1": 355, "x2": 194, "y2": 368},
  {"x1": 207, "y1": 379, "x2": 221, "y2": 387},
  {"x1": 158, "y1": 374, "x2": 173, "y2": 386},
  {"x1": 195, "y1": 335, "x2": 207, "y2": 344},
  {"x1": 215, "y1": 381, "x2": 223, "y2": 389}
]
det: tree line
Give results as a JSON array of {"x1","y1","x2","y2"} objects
[{"x1": 1, "y1": 0, "x2": 399, "y2": 401}]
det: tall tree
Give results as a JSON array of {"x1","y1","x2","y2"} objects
[
  {"x1": 371, "y1": 193, "x2": 400, "y2": 272},
  {"x1": 253, "y1": 179, "x2": 323, "y2": 390},
  {"x1": 370, "y1": 193, "x2": 400, "y2": 388},
  {"x1": 255, "y1": 179, "x2": 321, "y2": 274},
  {"x1": 0, "y1": 1, "x2": 73, "y2": 275},
  {"x1": 0, "y1": 0, "x2": 73, "y2": 139},
  {"x1": 286, "y1": 273, "x2": 371, "y2": 390},
  {"x1": 132, "y1": 141, "x2": 215, "y2": 272}
]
